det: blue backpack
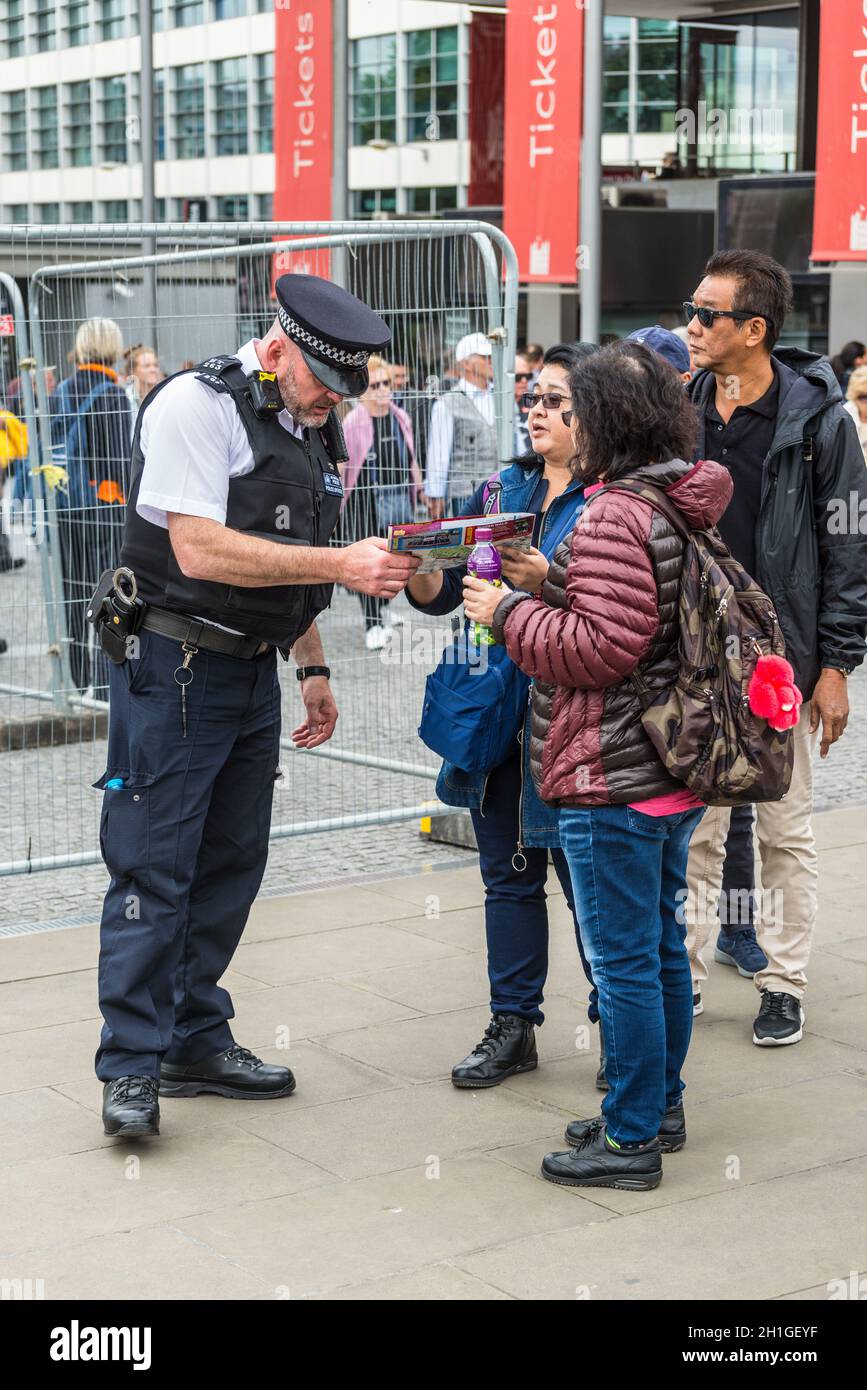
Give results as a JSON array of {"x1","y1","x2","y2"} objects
[{"x1": 418, "y1": 477, "x2": 577, "y2": 774}]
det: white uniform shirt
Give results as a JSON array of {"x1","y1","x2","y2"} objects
[
  {"x1": 425, "y1": 378, "x2": 495, "y2": 498},
  {"x1": 137, "y1": 339, "x2": 303, "y2": 529}
]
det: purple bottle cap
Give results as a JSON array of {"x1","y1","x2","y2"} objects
[{"x1": 474, "y1": 526, "x2": 493, "y2": 541}]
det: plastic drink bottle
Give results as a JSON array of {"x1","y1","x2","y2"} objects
[{"x1": 466, "y1": 526, "x2": 502, "y2": 646}]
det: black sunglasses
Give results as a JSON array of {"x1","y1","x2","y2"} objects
[
  {"x1": 683, "y1": 300, "x2": 766, "y2": 330},
  {"x1": 521, "y1": 391, "x2": 572, "y2": 425},
  {"x1": 515, "y1": 371, "x2": 533, "y2": 382}
]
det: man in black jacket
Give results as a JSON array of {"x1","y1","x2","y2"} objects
[{"x1": 682, "y1": 249, "x2": 867, "y2": 1045}]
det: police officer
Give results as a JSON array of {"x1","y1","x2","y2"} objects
[{"x1": 96, "y1": 274, "x2": 419, "y2": 1139}]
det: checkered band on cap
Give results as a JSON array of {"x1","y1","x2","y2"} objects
[{"x1": 277, "y1": 305, "x2": 370, "y2": 368}]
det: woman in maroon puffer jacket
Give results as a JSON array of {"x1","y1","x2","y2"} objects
[{"x1": 464, "y1": 340, "x2": 733, "y2": 1193}]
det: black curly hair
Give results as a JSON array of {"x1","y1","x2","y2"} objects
[{"x1": 568, "y1": 339, "x2": 698, "y2": 483}]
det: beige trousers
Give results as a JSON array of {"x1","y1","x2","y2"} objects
[{"x1": 684, "y1": 702, "x2": 818, "y2": 1000}]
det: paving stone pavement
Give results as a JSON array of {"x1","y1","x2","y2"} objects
[{"x1": 0, "y1": 806, "x2": 866, "y2": 1301}]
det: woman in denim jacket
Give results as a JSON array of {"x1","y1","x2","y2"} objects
[{"x1": 407, "y1": 344, "x2": 603, "y2": 1088}]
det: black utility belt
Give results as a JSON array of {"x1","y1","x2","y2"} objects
[
  {"x1": 86, "y1": 567, "x2": 270, "y2": 663},
  {"x1": 142, "y1": 607, "x2": 271, "y2": 660}
]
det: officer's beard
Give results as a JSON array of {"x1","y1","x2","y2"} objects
[{"x1": 279, "y1": 357, "x2": 335, "y2": 427}]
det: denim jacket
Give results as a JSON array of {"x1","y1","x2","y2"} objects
[{"x1": 407, "y1": 459, "x2": 586, "y2": 848}]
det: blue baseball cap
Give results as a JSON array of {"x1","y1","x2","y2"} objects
[{"x1": 627, "y1": 326, "x2": 691, "y2": 375}]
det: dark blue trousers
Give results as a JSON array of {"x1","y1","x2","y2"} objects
[
  {"x1": 470, "y1": 752, "x2": 597, "y2": 1026},
  {"x1": 94, "y1": 629, "x2": 281, "y2": 1081},
  {"x1": 720, "y1": 802, "x2": 756, "y2": 929}
]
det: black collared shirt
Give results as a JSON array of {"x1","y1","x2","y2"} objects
[{"x1": 704, "y1": 367, "x2": 779, "y2": 578}]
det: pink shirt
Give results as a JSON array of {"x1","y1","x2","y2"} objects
[{"x1": 583, "y1": 483, "x2": 703, "y2": 817}]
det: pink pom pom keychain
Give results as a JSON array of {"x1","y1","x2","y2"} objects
[{"x1": 748, "y1": 654, "x2": 802, "y2": 731}]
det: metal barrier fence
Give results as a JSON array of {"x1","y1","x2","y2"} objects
[{"x1": 0, "y1": 220, "x2": 518, "y2": 881}]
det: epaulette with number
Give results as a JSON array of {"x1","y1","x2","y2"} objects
[{"x1": 194, "y1": 355, "x2": 243, "y2": 394}]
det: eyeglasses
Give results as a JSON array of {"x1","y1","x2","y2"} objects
[
  {"x1": 683, "y1": 301, "x2": 766, "y2": 330},
  {"x1": 521, "y1": 392, "x2": 573, "y2": 426},
  {"x1": 515, "y1": 372, "x2": 533, "y2": 382}
]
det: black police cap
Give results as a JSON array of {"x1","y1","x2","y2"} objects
[{"x1": 274, "y1": 273, "x2": 391, "y2": 398}]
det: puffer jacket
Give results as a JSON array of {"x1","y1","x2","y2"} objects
[{"x1": 491, "y1": 457, "x2": 733, "y2": 806}]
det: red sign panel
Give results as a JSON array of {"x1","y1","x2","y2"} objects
[
  {"x1": 272, "y1": 1, "x2": 333, "y2": 286},
  {"x1": 0, "y1": 314, "x2": 14, "y2": 337},
  {"x1": 812, "y1": 0, "x2": 867, "y2": 262},
  {"x1": 503, "y1": 0, "x2": 583, "y2": 283}
]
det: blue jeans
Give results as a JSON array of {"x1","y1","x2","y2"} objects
[
  {"x1": 470, "y1": 752, "x2": 597, "y2": 1026},
  {"x1": 558, "y1": 802, "x2": 705, "y2": 1144}
]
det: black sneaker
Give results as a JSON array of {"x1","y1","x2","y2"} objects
[
  {"x1": 542, "y1": 1121, "x2": 662, "y2": 1191},
  {"x1": 693, "y1": 990, "x2": 703, "y2": 1017},
  {"x1": 565, "y1": 1103, "x2": 686, "y2": 1153},
  {"x1": 595, "y1": 1020, "x2": 608, "y2": 1092},
  {"x1": 102, "y1": 1075, "x2": 160, "y2": 1138},
  {"x1": 753, "y1": 990, "x2": 805, "y2": 1046},
  {"x1": 451, "y1": 1014, "x2": 537, "y2": 1088}
]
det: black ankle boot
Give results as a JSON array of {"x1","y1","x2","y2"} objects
[
  {"x1": 451, "y1": 1014, "x2": 538, "y2": 1089},
  {"x1": 595, "y1": 1020, "x2": 608, "y2": 1091},
  {"x1": 565, "y1": 1102, "x2": 686, "y2": 1153}
]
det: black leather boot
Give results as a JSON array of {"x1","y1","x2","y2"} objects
[
  {"x1": 451, "y1": 1014, "x2": 538, "y2": 1089},
  {"x1": 595, "y1": 1020, "x2": 608, "y2": 1091},
  {"x1": 160, "y1": 1045, "x2": 296, "y2": 1099},
  {"x1": 102, "y1": 1076, "x2": 160, "y2": 1138},
  {"x1": 565, "y1": 1102, "x2": 686, "y2": 1153}
]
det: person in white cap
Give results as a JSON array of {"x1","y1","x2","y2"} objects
[{"x1": 425, "y1": 332, "x2": 497, "y2": 518}]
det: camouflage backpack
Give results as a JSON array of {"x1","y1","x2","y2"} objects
[{"x1": 603, "y1": 481, "x2": 795, "y2": 807}]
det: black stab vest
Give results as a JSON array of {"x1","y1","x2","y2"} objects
[{"x1": 120, "y1": 356, "x2": 344, "y2": 651}]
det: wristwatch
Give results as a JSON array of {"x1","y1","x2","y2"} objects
[
  {"x1": 825, "y1": 665, "x2": 852, "y2": 677},
  {"x1": 296, "y1": 665, "x2": 331, "y2": 682}
]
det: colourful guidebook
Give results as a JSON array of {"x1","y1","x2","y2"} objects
[{"x1": 387, "y1": 512, "x2": 536, "y2": 573}]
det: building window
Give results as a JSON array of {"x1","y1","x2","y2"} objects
[
  {"x1": 350, "y1": 35, "x2": 397, "y2": 146},
  {"x1": 351, "y1": 189, "x2": 397, "y2": 220},
  {"x1": 215, "y1": 195, "x2": 249, "y2": 221},
  {"x1": 603, "y1": 16, "x2": 631, "y2": 135},
  {"x1": 174, "y1": 65, "x2": 206, "y2": 159},
  {"x1": 155, "y1": 198, "x2": 167, "y2": 220},
  {"x1": 174, "y1": 196, "x2": 209, "y2": 221},
  {"x1": 99, "y1": 76, "x2": 128, "y2": 163},
  {"x1": 255, "y1": 52, "x2": 273, "y2": 154},
  {"x1": 3, "y1": 90, "x2": 28, "y2": 173},
  {"x1": 256, "y1": 192, "x2": 273, "y2": 220},
  {"x1": 33, "y1": 87, "x2": 60, "y2": 170},
  {"x1": 3, "y1": 1, "x2": 26, "y2": 59},
  {"x1": 635, "y1": 18, "x2": 678, "y2": 134},
  {"x1": 154, "y1": 71, "x2": 166, "y2": 161},
  {"x1": 406, "y1": 186, "x2": 458, "y2": 215},
  {"x1": 214, "y1": 0, "x2": 247, "y2": 17},
  {"x1": 405, "y1": 27, "x2": 459, "y2": 142},
  {"x1": 175, "y1": 1, "x2": 205, "y2": 27},
  {"x1": 101, "y1": 200, "x2": 129, "y2": 222},
  {"x1": 213, "y1": 58, "x2": 248, "y2": 156},
  {"x1": 98, "y1": 0, "x2": 126, "y2": 40},
  {"x1": 34, "y1": 0, "x2": 57, "y2": 51},
  {"x1": 67, "y1": 0, "x2": 91, "y2": 46},
  {"x1": 66, "y1": 82, "x2": 93, "y2": 166},
  {"x1": 36, "y1": 204, "x2": 61, "y2": 224},
  {"x1": 69, "y1": 202, "x2": 94, "y2": 223},
  {"x1": 6, "y1": 205, "x2": 30, "y2": 224}
]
